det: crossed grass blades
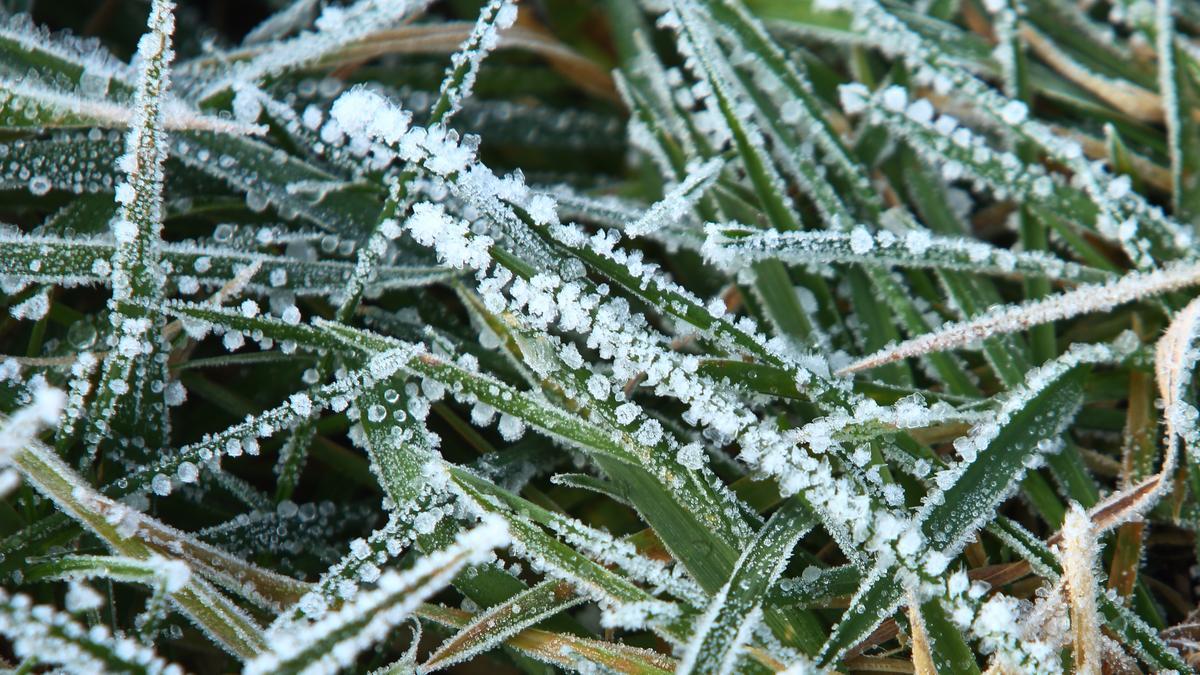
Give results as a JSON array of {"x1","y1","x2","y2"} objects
[{"x1": 2, "y1": 0, "x2": 1200, "y2": 672}]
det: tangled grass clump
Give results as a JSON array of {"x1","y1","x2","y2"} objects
[{"x1": 3, "y1": 0, "x2": 1200, "y2": 672}]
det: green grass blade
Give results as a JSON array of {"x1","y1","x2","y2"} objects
[
  {"x1": 705, "y1": 225, "x2": 1110, "y2": 283},
  {"x1": 676, "y1": 497, "x2": 813, "y2": 674}
]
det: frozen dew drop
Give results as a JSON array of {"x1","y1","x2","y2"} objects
[
  {"x1": 151, "y1": 473, "x2": 172, "y2": 496},
  {"x1": 66, "y1": 320, "x2": 97, "y2": 349},
  {"x1": 28, "y1": 175, "x2": 51, "y2": 196},
  {"x1": 246, "y1": 191, "x2": 269, "y2": 213},
  {"x1": 177, "y1": 461, "x2": 199, "y2": 483},
  {"x1": 277, "y1": 500, "x2": 299, "y2": 518}
]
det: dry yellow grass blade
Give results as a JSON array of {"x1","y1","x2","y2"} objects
[
  {"x1": 1022, "y1": 26, "x2": 1164, "y2": 124},
  {"x1": 414, "y1": 604, "x2": 678, "y2": 673},
  {"x1": 1095, "y1": 294, "x2": 1200, "y2": 521},
  {"x1": 1100, "y1": 635, "x2": 1144, "y2": 674},
  {"x1": 1155, "y1": 295, "x2": 1200, "y2": 410},
  {"x1": 1055, "y1": 125, "x2": 1174, "y2": 194},
  {"x1": 1061, "y1": 504, "x2": 1103, "y2": 675},
  {"x1": 907, "y1": 593, "x2": 937, "y2": 675},
  {"x1": 318, "y1": 22, "x2": 617, "y2": 101},
  {"x1": 844, "y1": 655, "x2": 917, "y2": 672},
  {"x1": 840, "y1": 262, "x2": 1200, "y2": 375}
]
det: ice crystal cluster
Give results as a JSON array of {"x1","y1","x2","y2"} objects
[{"x1": 3, "y1": 0, "x2": 1200, "y2": 672}]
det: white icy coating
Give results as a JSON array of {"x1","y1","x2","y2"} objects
[
  {"x1": 0, "y1": 384, "x2": 66, "y2": 497},
  {"x1": 2, "y1": 0, "x2": 1196, "y2": 670},
  {"x1": 0, "y1": 13, "x2": 132, "y2": 83},
  {"x1": 840, "y1": 83, "x2": 1078, "y2": 217},
  {"x1": 242, "y1": 0, "x2": 320, "y2": 45},
  {"x1": 906, "y1": 340, "x2": 1133, "y2": 558},
  {"x1": 10, "y1": 424, "x2": 290, "y2": 640}
]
